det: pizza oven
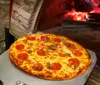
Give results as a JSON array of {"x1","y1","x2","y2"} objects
[{"x1": 0, "y1": 0, "x2": 100, "y2": 85}]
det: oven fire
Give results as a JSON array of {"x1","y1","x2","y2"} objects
[
  {"x1": 64, "y1": 0, "x2": 100, "y2": 22},
  {"x1": 64, "y1": 9, "x2": 89, "y2": 21}
]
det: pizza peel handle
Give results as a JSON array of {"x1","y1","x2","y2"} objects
[{"x1": 0, "y1": 49, "x2": 97, "y2": 85}]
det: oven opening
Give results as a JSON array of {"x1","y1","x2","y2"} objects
[
  {"x1": 64, "y1": 0, "x2": 100, "y2": 22},
  {"x1": 38, "y1": 0, "x2": 100, "y2": 31}
]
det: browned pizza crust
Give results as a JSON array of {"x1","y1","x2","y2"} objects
[{"x1": 9, "y1": 33, "x2": 92, "y2": 80}]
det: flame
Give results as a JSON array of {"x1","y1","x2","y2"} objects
[
  {"x1": 64, "y1": 9, "x2": 89, "y2": 21},
  {"x1": 64, "y1": 0, "x2": 100, "y2": 22},
  {"x1": 90, "y1": 8, "x2": 100, "y2": 13}
]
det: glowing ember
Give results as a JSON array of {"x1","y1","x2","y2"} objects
[
  {"x1": 90, "y1": 8, "x2": 100, "y2": 13},
  {"x1": 64, "y1": 9, "x2": 89, "y2": 21}
]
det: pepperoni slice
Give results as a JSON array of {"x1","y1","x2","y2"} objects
[
  {"x1": 67, "y1": 44, "x2": 82, "y2": 56},
  {"x1": 67, "y1": 44, "x2": 77, "y2": 50},
  {"x1": 69, "y1": 58, "x2": 80, "y2": 65},
  {"x1": 15, "y1": 59, "x2": 23, "y2": 65},
  {"x1": 27, "y1": 36, "x2": 36, "y2": 40},
  {"x1": 73, "y1": 50, "x2": 82, "y2": 56},
  {"x1": 41, "y1": 35, "x2": 50, "y2": 41},
  {"x1": 15, "y1": 44, "x2": 25, "y2": 50},
  {"x1": 17, "y1": 53, "x2": 28, "y2": 60},
  {"x1": 37, "y1": 49, "x2": 45, "y2": 56},
  {"x1": 33, "y1": 63, "x2": 44, "y2": 71},
  {"x1": 54, "y1": 38, "x2": 61, "y2": 42},
  {"x1": 50, "y1": 62, "x2": 62, "y2": 70}
]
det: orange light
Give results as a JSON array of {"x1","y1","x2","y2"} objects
[{"x1": 64, "y1": 9, "x2": 89, "y2": 21}]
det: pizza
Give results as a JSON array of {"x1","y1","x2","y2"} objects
[{"x1": 9, "y1": 33, "x2": 92, "y2": 80}]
